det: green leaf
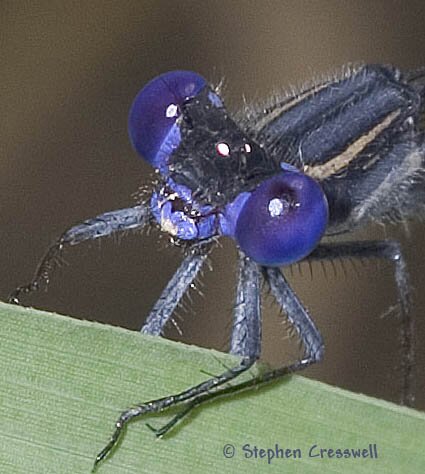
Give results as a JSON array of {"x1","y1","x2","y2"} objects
[{"x1": 0, "y1": 301, "x2": 424, "y2": 474}]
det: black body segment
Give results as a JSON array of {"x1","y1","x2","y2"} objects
[
  {"x1": 254, "y1": 65, "x2": 417, "y2": 164},
  {"x1": 323, "y1": 140, "x2": 425, "y2": 231},
  {"x1": 242, "y1": 65, "x2": 425, "y2": 232},
  {"x1": 168, "y1": 88, "x2": 281, "y2": 207}
]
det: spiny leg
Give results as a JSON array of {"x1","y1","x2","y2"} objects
[
  {"x1": 230, "y1": 253, "x2": 262, "y2": 358},
  {"x1": 307, "y1": 240, "x2": 414, "y2": 406},
  {"x1": 151, "y1": 266, "x2": 325, "y2": 437},
  {"x1": 141, "y1": 243, "x2": 213, "y2": 335},
  {"x1": 168, "y1": 268, "x2": 325, "y2": 405},
  {"x1": 94, "y1": 254, "x2": 261, "y2": 468},
  {"x1": 8, "y1": 205, "x2": 150, "y2": 304},
  {"x1": 94, "y1": 362, "x2": 256, "y2": 469},
  {"x1": 146, "y1": 252, "x2": 262, "y2": 435},
  {"x1": 142, "y1": 268, "x2": 324, "y2": 446},
  {"x1": 264, "y1": 267, "x2": 324, "y2": 364}
]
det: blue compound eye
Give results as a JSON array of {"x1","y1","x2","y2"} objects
[
  {"x1": 234, "y1": 172, "x2": 328, "y2": 266},
  {"x1": 128, "y1": 70, "x2": 207, "y2": 169}
]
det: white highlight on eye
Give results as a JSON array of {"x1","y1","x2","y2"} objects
[
  {"x1": 244, "y1": 143, "x2": 252, "y2": 153},
  {"x1": 216, "y1": 142, "x2": 230, "y2": 156},
  {"x1": 166, "y1": 103, "x2": 179, "y2": 118},
  {"x1": 268, "y1": 198, "x2": 285, "y2": 217}
]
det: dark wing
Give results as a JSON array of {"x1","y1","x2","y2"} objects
[{"x1": 241, "y1": 64, "x2": 425, "y2": 234}]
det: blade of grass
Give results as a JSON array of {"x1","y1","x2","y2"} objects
[{"x1": 0, "y1": 301, "x2": 424, "y2": 474}]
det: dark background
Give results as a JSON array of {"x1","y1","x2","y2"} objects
[{"x1": 2, "y1": 1, "x2": 425, "y2": 408}]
